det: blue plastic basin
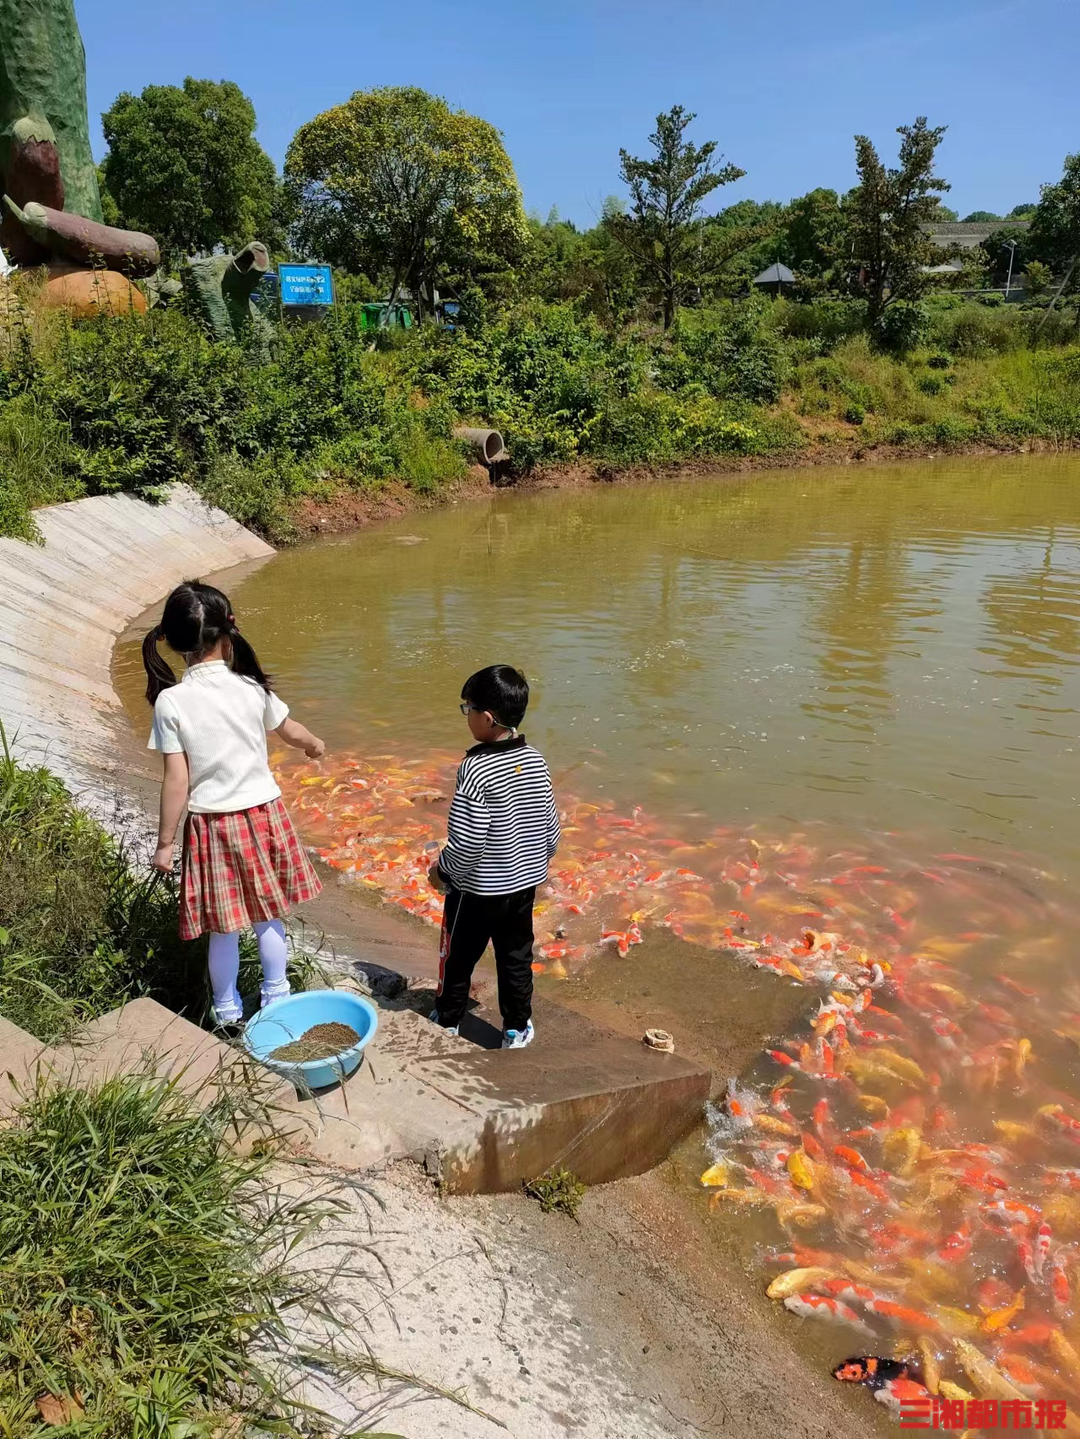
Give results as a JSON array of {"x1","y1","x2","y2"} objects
[{"x1": 242, "y1": 989, "x2": 378, "y2": 1090}]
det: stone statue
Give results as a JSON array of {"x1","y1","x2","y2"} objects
[
  {"x1": 181, "y1": 242, "x2": 275, "y2": 356},
  {"x1": 0, "y1": 0, "x2": 159, "y2": 313}
]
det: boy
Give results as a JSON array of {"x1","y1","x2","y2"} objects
[{"x1": 428, "y1": 665, "x2": 560, "y2": 1049}]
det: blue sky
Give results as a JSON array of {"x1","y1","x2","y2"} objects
[{"x1": 78, "y1": 0, "x2": 1075, "y2": 226}]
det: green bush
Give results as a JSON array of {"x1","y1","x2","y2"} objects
[{"x1": 872, "y1": 302, "x2": 930, "y2": 354}]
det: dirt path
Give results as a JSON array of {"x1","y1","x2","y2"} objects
[{"x1": 287, "y1": 1160, "x2": 871, "y2": 1439}]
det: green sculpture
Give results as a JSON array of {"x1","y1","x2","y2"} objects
[
  {"x1": 0, "y1": 0, "x2": 102, "y2": 226},
  {"x1": 181, "y1": 242, "x2": 275, "y2": 356}
]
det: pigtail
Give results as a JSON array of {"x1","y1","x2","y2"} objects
[
  {"x1": 143, "y1": 627, "x2": 178, "y2": 706},
  {"x1": 229, "y1": 628, "x2": 273, "y2": 693}
]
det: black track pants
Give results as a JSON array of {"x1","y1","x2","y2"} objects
[{"x1": 436, "y1": 885, "x2": 536, "y2": 1032}]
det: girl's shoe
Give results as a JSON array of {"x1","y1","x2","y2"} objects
[
  {"x1": 210, "y1": 1005, "x2": 244, "y2": 1039},
  {"x1": 429, "y1": 1007, "x2": 459, "y2": 1038},
  {"x1": 502, "y1": 1020, "x2": 535, "y2": 1050}
]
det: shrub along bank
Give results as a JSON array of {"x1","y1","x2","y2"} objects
[{"x1": 1, "y1": 289, "x2": 1079, "y2": 543}]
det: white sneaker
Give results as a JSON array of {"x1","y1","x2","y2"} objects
[
  {"x1": 502, "y1": 1020, "x2": 535, "y2": 1050},
  {"x1": 429, "y1": 1007, "x2": 459, "y2": 1037}
]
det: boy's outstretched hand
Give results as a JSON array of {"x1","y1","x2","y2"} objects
[{"x1": 427, "y1": 863, "x2": 447, "y2": 894}]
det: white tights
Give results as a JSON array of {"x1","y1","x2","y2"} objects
[{"x1": 208, "y1": 920, "x2": 290, "y2": 1023}]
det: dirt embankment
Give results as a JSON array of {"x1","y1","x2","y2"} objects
[{"x1": 289, "y1": 434, "x2": 1066, "y2": 541}]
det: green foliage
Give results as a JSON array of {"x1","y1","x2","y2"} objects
[
  {"x1": 661, "y1": 301, "x2": 787, "y2": 403},
  {"x1": 101, "y1": 77, "x2": 282, "y2": 262},
  {"x1": 873, "y1": 300, "x2": 930, "y2": 354},
  {"x1": 1025, "y1": 260, "x2": 1053, "y2": 301},
  {"x1": 963, "y1": 210, "x2": 1002, "y2": 222},
  {"x1": 608, "y1": 105, "x2": 744, "y2": 327},
  {"x1": 847, "y1": 117, "x2": 953, "y2": 323},
  {"x1": 0, "y1": 1069, "x2": 338, "y2": 1432},
  {"x1": 1030, "y1": 152, "x2": 1080, "y2": 282},
  {"x1": 285, "y1": 86, "x2": 528, "y2": 308},
  {"x1": 0, "y1": 306, "x2": 468, "y2": 543},
  {"x1": 524, "y1": 1168, "x2": 587, "y2": 1219}
]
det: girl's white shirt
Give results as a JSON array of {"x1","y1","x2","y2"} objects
[{"x1": 149, "y1": 661, "x2": 289, "y2": 814}]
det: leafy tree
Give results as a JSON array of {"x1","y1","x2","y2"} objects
[
  {"x1": 962, "y1": 210, "x2": 1001, "y2": 223},
  {"x1": 700, "y1": 198, "x2": 785, "y2": 297},
  {"x1": 285, "y1": 86, "x2": 528, "y2": 313},
  {"x1": 928, "y1": 201, "x2": 959, "y2": 222},
  {"x1": 1029, "y1": 154, "x2": 1080, "y2": 286},
  {"x1": 1024, "y1": 260, "x2": 1053, "y2": 300},
  {"x1": 1008, "y1": 202, "x2": 1038, "y2": 219},
  {"x1": 845, "y1": 117, "x2": 952, "y2": 325},
  {"x1": 607, "y1": 105, "x2": 743, "y2": 328},
  {"x1": 784, "y1": 188, "x2": 848, "y2": 287},
  {"x1": 101, "y1": 78, "x2": 281, "y2": 262}
]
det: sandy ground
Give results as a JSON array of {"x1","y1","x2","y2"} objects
[{"x1": 280, "y1": 1159, "x2": 872, "y2": 1439}]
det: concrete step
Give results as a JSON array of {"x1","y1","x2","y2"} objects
[
  {"x1": 264, "y1": 997, "x2": 710, "y2": 1193},
  {"x1": 46, "y1": 998, "x2": 303, "y2": 1147},
  {"x1": 0, "y1": 1015, "x2": 61, "y2": 1118}
]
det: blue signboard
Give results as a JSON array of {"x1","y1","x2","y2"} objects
[{"x1": 279, "y1": 264, "x2": 334, "y2": 307}]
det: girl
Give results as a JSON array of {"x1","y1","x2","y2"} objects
[{"x1": 144, "y1": 579, "x2": 324, "y2": 1026}]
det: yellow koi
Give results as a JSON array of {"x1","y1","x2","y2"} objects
[
  {"x1": 917, "y1": 1336, "x2": 941, "y2": 1395},
  {"x1": 786, "y1": 1151, "x2": 816, "y2": 1191},
  {"x1": 765, "y1": 1266, "x2": 838, "y2": 1300},
  {"x1": 954, "y1": 1339, "x2": 1028, "y2": 1401}
]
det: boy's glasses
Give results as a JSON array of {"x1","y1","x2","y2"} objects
[{"x1": 460, "y1": 703, "x2": 479, "y2": 716}]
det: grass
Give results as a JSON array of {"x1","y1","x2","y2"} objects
[
  {"x1": 0, "y1": 1070, "x2": 516, "y2": 1437},
  {"x1": 0, "y1": 1069, "x2": 339, "y2": 1435},
  {"x1": 0, "y1": 726, "x2": 321, "y2": 1042},
  {"x1": 523, "y1": 1168, "x2": 587, "y2": 1220}
]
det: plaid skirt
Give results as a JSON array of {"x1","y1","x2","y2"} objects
[{"x1": 179, "y1": 798, "x2": 322, "y2": 941}]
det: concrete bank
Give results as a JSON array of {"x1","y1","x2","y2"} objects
[{"x1": 0, "y1": 484, "x2": 273, "y2": 789}]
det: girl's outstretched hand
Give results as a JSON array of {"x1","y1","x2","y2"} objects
[
  {"x1": 152, "y1": 842, "x2": 174, "y2": 873},
  {"x1": 305, "y1": 736, "x2": 326, "y2": 759}
]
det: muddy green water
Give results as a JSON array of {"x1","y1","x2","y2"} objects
[{"x1": 232, "y1": 454, "x2": 1080, "y2": 875}]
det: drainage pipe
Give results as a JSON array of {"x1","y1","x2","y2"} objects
[{"x1": 453, "y1": 426, "x2": 508, "y2": 464}]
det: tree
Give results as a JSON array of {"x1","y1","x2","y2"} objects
[
  {"x1": 1024, "y1": 260, "x2": 1052, "y2": 300},
  {"x1": 607, "y1": 105, "x2": 743, "y2": 328},
  {"x1": 928, "y1": 201, "x2": 959, "y2": 222},
  {"x1": 1029, "y1": 154, "x2": 1080, "y2": 281},
  {"x1": 962, "y1": 210, "x2": 1001, "y2": 222},
  {"x1": 845, "y1": 117, "x2": 952, "y2": 325},
  {"x1": 783, "y1": 187, "x2": 848, "y2": 287},
  {"x1": 1008, "y1": 202, "x2": 1038, "y2": 219},
  {"x1": 101, "y1": 78, "x2": 281, "y2": 262},
  {"x1": 285, "y1": 86, "x2": 528, "y2": 313}
]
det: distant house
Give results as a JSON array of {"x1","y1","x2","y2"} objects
[
  {"x1": 922, "y1": 219, "x2": 1030, "y2": 288},
  {"x1": 752, "y1": 262, "x2": 795, "y2": 295},
  {"x1": 925, "y1": 219, "x2": 1028, "y2": 252}
]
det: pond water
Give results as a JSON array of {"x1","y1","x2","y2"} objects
[{"x1": 116, "y1": 453, "x2": 1080, "y2": 1417}]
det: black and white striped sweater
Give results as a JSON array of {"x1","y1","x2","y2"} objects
[{"x1": 437, "y1": 735, "x2": 560, "y2": 895}]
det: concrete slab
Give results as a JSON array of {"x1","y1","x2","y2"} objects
[
  {"x1": 0, "y1": 1016, "x2": 57, "y2": 1118},
  {"x1": 281, "y1": 998, "x2": 709, "y2": 1194},
  {"x1": 47, "y1": 997, "x2": 300, "y2": 1125}
]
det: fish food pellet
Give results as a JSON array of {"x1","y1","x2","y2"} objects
[{"x1": 269, "y1": 1020, "x2": 360, "y2": 1063}]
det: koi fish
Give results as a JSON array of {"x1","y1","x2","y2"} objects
[
  {"x1": 936, "y1": 1223, "x2": 971, "y2": 1264},
  {"x1": 783, "y1": 1293, "x2": 873, "y2": 1336},
  {"x1": 765, "y1": 1266, "x2": 839, "y2": 1300}
]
